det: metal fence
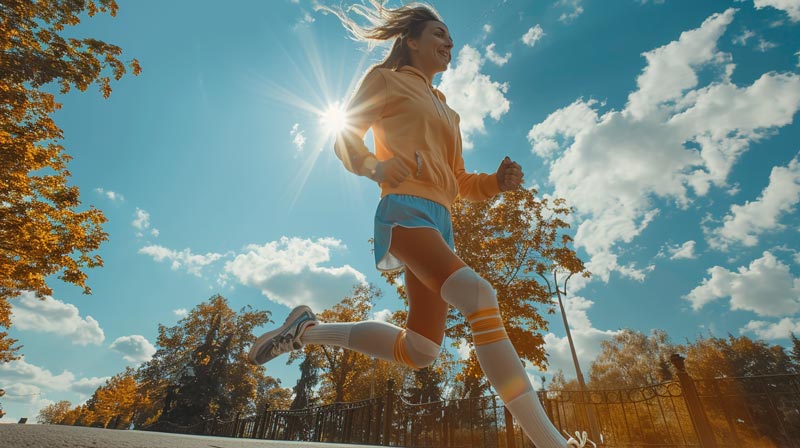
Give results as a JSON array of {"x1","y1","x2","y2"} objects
[{"x1": 141, "y1": 361, "x2": 800, "y2": 447}]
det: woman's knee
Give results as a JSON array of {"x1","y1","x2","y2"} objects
[
  {"x1": 393, "y1": 327, "x2": 441, "y2": 369},
  {"x1": 440, "y1": 266, "x2": 498, "y2": 316}
]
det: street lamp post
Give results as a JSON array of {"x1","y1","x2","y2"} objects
[{"x1": 540, "y1": 270, "x2": 601, "y2": 444}]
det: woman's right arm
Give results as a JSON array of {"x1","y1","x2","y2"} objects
[{"x1": 334, "y1": 69, "x2": 387, "y2": 178}]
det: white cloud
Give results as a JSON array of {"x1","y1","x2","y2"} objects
[
  {"x1": 372, "y1": 308, "x2": 392, "y2": 322},
  {"x1": 109, "y1": 335, "x2": 156, "y2": 364},
  {"x1": 132, "y1": 208, "x2": 159, "y2": 238},
  {"x1": 94, "y1": 188, "x2": 124, "y2": 202},
  {"x1": 742, "y1": 317, "x2": 800, "y2": 340},
  {"x1": 132, "y1": 208, "x2": 150, "y2": 230},
  {"x1": 666, "y1": 240, "x2": 697, "y2": 260},
  {"x1": 71, "y1": 376, "x2": 111, "y2": 396},
  {"x1": 11, "y1": 292, "x2": 104, "y2": 345},
  {"x1": 225, "y1": 236, "x2": 367, "y2": 311},
  {"x1": 557, "y1": 0, "x2": 584, "y2": 23},
  {"x1": 638, "y1": 0, "x2": 666, "y2": 4},
  {"x1": 0, "y1": 358, "x2": 76, "y2": 392},
  {"x1": 733, "y1": 29, "x2": 756, "y2": 45},
  {"x1": 521, "y1": 25, "x2": 545, "y2": 47},
  {"x1": 482, "y1": 24, "x2": 492, "y2": 36},
  {"x1": 754, "y1": 0, "x2": 800, "y2": 22},
  {"x1": 290, "y1": 123, "x2": 306, "y2": 152},
  {"x1": 796, "y1": 50, "x2": 800, "y2": 67},
  {"x1": 527, "y1": 9, "x2": 800, "y2": 283},
  {"x1": 485, "y1": 43, "x2": 511, "y2": 66},
  {"x1": 538, "y1": 296, "x2": 620, "y2": 375},
  {"x1": 139, "y1": 245, "x2": 224, "y2": 277},
  {"x1": 173, "y1": 308, "x2": 188, "y2": 317},
  {"x1": 455, "y1": 338, "x2": 471, "y2": 360},
  {"x1": 438, "y1": 45, "x2": 510, "y2": 149},
  {"x1": 757, "y1": 38, "x2": 778, "y2": 52},
  {"x1": 684, "y1": 251, "x2": 800, "y2": 317},
  {"x1": 708, "y1": 155, "x2": 800, "y2": 250}
]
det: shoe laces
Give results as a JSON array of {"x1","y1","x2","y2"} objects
[
  {"x1": 564, "y1": 430, "x2": 596, "y2": 448},
  {"x1": 271, "y1": 335, "x2": 296, "y2": 356}
]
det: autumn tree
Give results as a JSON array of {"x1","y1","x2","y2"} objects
[
  {"x1": 381, "y1": 189, "x2": 588, "y2": 392},
  {"x1": 589, "y1": 329, "x2": 676, "y2": 389},
  {"x1": 134, "y1": 295, "x2": 279, "y2": 426},
  {"x1": 0, "y1": 0, "x2": 141, "y2": 362},
  {"x1": 288, "y1": 284, "x2": 409, "y2": 404},
  {"x1": 37, "y1": 400, "x2": 73, "y2": 424},
  {"x1": 79, "y1": 368, "x2": 146, "y2": 428},
  {"x1": 683, "y1": 334, "x2": 797, "y2": 378}
]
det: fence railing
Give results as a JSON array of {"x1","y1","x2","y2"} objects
[{"x1": 138, "y1": 365, "x2": 800, "y2": 447}]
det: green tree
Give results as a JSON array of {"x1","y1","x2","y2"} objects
[
  {"x1": 790, "y1": 332, "x2": 800, "y2": 366},
  {"x1": 1, "y1": 0, "x2": 140, "y2": 362}
]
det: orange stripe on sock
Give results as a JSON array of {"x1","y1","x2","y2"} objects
[
  {"x1": 393, "y1": 330, "x2": 419, "y2": 370},
  {"x1": 470, "y1": 316, "x2": 503, "y2": 333},
  {"x1": 466, "y1": 307, "x2": 501, "y2": 322},
  {"x1": 474, "y1": 329, "x2": 508, "y2": 346}
]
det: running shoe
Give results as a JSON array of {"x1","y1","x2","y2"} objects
[{"x1": 248, "y1": 305, "x2": 318, "y2": 365}]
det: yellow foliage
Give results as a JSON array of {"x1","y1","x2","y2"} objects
[{"x1": 0, "y1": 0, "x2": 140, "y2": 362}]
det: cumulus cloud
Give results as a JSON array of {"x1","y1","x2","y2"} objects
[
  {"x1": 527, "y1": 9, "x2": 800, "y2": 283},
  {"x1": 11, "y1": 292, "x2": 104, "y2": 345},
  {"x1": 372, "y1": 308, "x2": 393, "y2": 322},
  {"x1": 754, "y1": 0, "x2": 800, "y2": 22},
  {"x1": 708, "y1": 155, "x2": 800, "y2": 250},
  {"x1": 225, "y1": 236, "x2": 367, "y2": 311},
  {"x1": 132, "y1": 208, "x2": 159, "y2": 238},
  {"x1": 742, "y1": 317, "x2": 800, "y2": 340},
  {"x1": 684, "y1": 251, "x2": 800, "y2": 317},
  {"x1": 455, "y1": 338, "x2": 471, "y2": 360},
  {"x1": 438, "y1": 45, "x2": 510, "y2": 149},
  {"x1": 521, "y1": 25, "x2": 545, "y2": 47},
  {"x1": 139, "y1": 245, "x2": 224, "y2": 277},
  {"x1": 290, "y1": 123, "x2": 306, "y2": 153},
  {"x1": 0, "y1": 358, "x2": 76, "y2": 392},
  {"x1": 109, "y1": 335, "x2": 156, "y2": 364},
  {"x1": 71, "y1": 376, "x2": 111, "y2": 396},
  {"x1": 664, "y1": 240, "x2": 697, "y2": 260},
  {"x1": 539, "y1": 296, "x2": 620, "y2": 374},
  {"x1": 173, "y1": 308, "x2": 188, "y2": 317},
  {"x1": 557, "y1": 0, "x2": 584, "y2": 23},
  {"x1": 94, "y1": 188, "x2": 124, "y2": 202},
  {"x1": 485, "y1": 43, "x2": 511, "y2": 66}
]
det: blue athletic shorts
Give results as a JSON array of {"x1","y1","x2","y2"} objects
[{"x1": 374, "y1": 194, "x2": 455, "y2": 272}]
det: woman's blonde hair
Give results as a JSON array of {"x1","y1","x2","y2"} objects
[{"x1": 317, "y1": 1, "x2": 443, "y2": 72}]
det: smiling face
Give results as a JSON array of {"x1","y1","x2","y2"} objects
[{"x1": 407, "y1": 20, "x2": 454, "y2": 80}]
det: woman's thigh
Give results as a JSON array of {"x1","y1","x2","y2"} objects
[{"x1": 390, "y1": 226, "x2": 467, "y2": 344}]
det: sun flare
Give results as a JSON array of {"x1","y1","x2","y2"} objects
[{"x1": 319, "y1": 102, "x2": 348, "y2": 136}]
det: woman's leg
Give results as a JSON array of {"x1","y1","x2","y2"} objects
[{"x1": 388, "y1": 226, "x2": 568, "y2": 448}]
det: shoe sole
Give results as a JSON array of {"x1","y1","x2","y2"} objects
[{"x1": 248, "y1": 305, "x2": 314, "y2": 365}]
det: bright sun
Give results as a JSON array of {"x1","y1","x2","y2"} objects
[{"x1": 319, "y1": 102, "x2": 348, "y2": 136}]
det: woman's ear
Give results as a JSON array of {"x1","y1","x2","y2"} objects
[{"x1": 406, "y1": 37, "x2": 418, "y2": 52}]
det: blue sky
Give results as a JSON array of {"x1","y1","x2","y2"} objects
[{"x1": 2, "y1": 0, "x2": 800, "y2": 422}]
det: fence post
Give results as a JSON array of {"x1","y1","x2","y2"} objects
[
  {"x1": 383, "y1": 378, "x2": 395, "y2": 446},
  {"x1": 504, "y1": 405, "x2": 517, "y2": 448},
  {"x1": 671, "y1": 354, "x2": 717, "y2": 448}
]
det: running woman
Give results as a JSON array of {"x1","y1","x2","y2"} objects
[{"x1": 249, "y1": 2, "x2": 588, "y2": 447}]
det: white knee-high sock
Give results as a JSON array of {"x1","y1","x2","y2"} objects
[
  {"x1": 441, "y1": 267, "x2": 567, "y2": 448},
  {"x1": 299, "y1": 320, "x2": 440, "y2": 369}
]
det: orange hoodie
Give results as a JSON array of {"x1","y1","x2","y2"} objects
[{"x1": 335, "y1": 65, "x2": 500, "y2": 211}]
